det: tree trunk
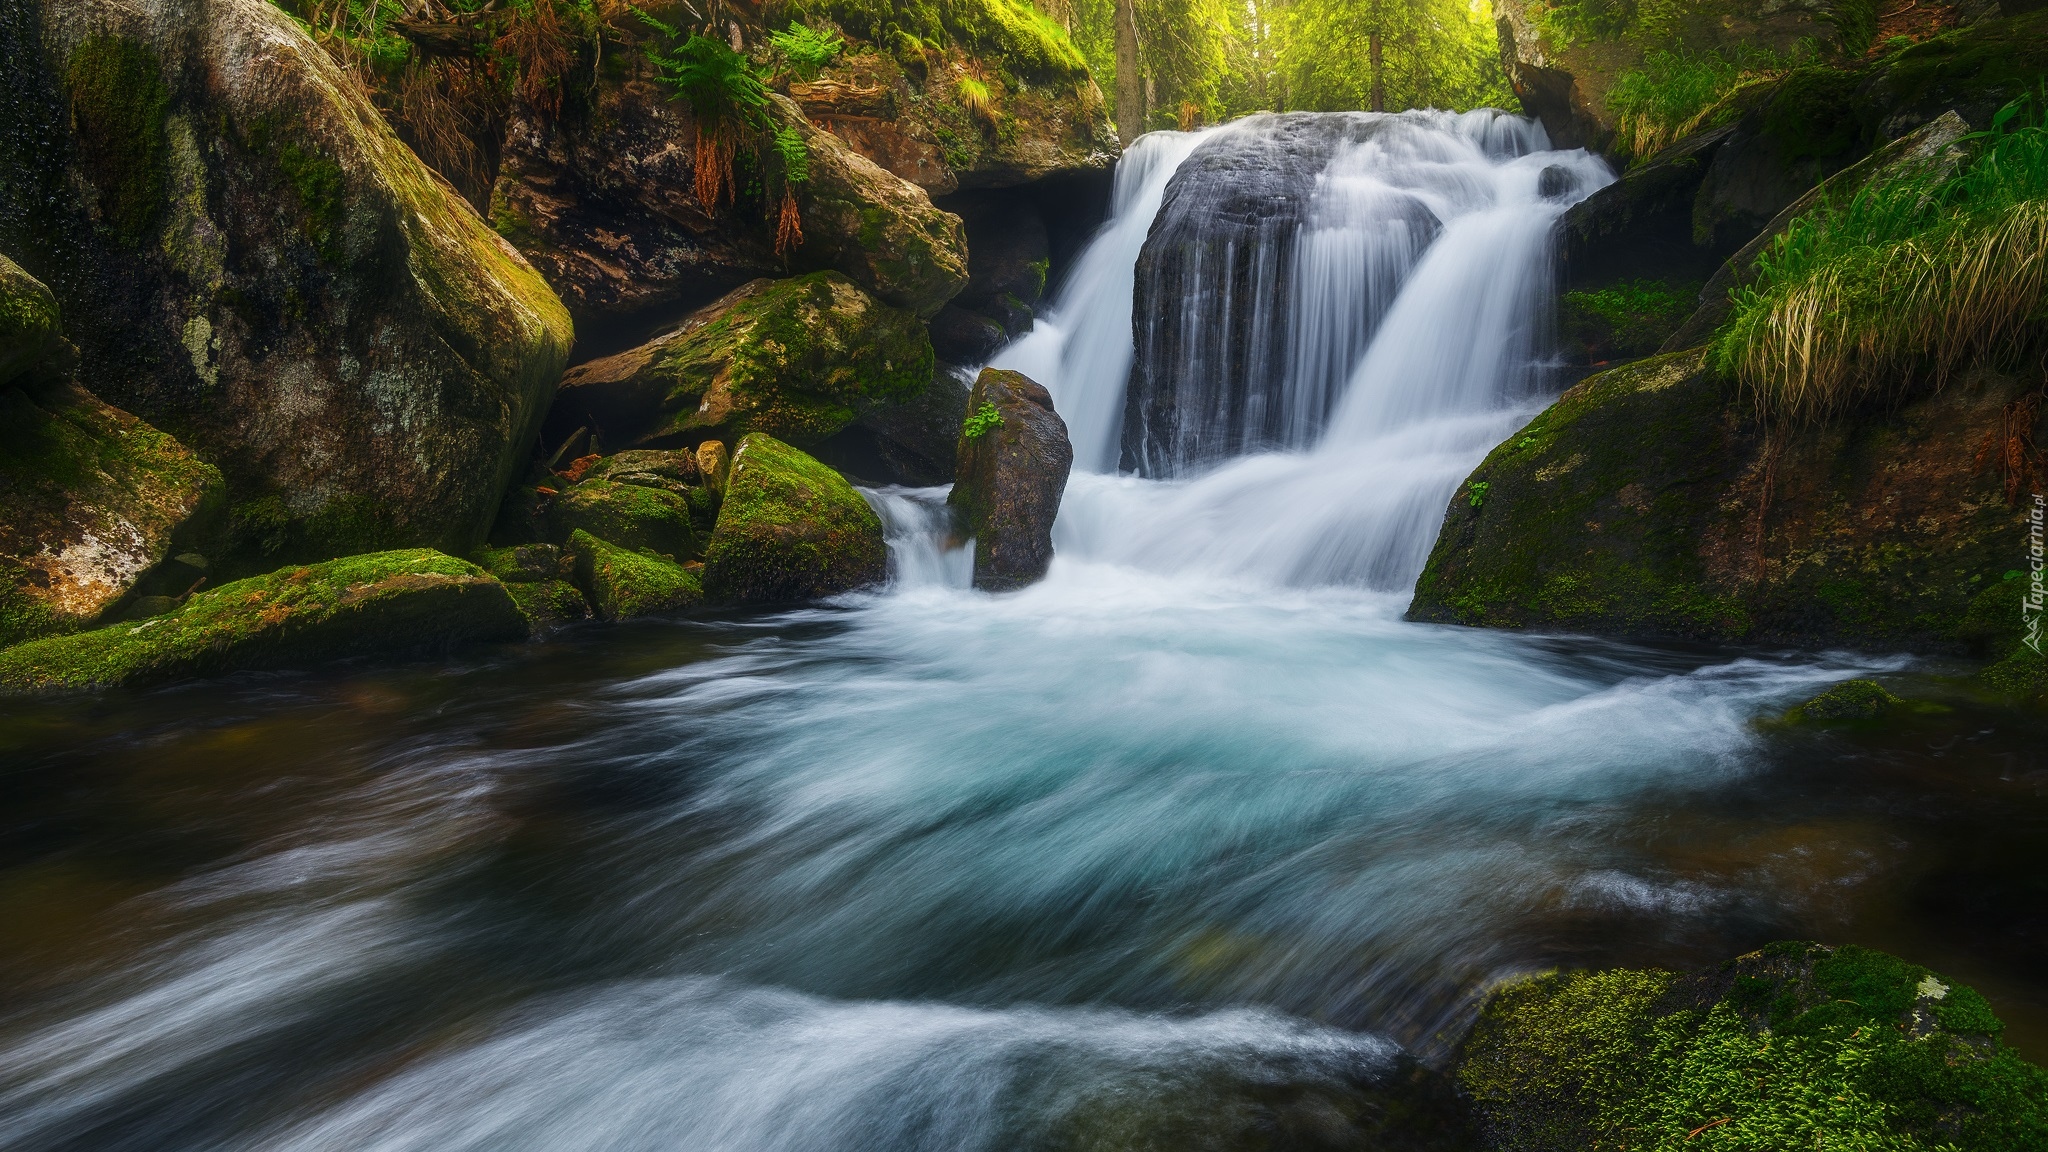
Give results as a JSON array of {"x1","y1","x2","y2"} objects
[
  {"x1": 1114, "y1": 0, "x2": 1143, "y2": 140},
  {"x1": 1369, "y1": 31, "x2": 1384, "y2": 113}
]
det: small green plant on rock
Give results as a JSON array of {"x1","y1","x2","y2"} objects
[
  {"x1": 962, "y1": 400, "x2": 1003, "y2": 438},
  {"x1": 1467, "y1": 481, "x2": 1490, "y2": 507}
]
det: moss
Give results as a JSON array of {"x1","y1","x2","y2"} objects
[
  {"x1": 547, "y1": 478, "x2": 699, "y2": 561},
  {"x1": 1459, "y1": 942, "x2": 2048, "y2": 1152},
  {"x1": 276, "y1": 140, "x2": 347, "y2": 259},
  {"x1": 0, "y1": 253, "x2": 66, "y2": 388},
  {"x1": 1563, "y1": 280, "x2": 1701, "y2": 363},
  {"x1": 64, "y1": 35, "x2": 171, "y2": 248},
  {"x1": 224, "y1": 490, "x2": 407, "y2": 571},
  {"x1": 702, "y1": 433, "x2": 885, "y2": 603},
  {"x1": 786, "y1": 0, "x2": 1088, "y2": 87},
  {"x1": 1759, "y1": 64, "x2": 1865, "y2": 164},
  {"x1": 647, "y1": 272, "x2": 933, "y2": 447},
  {"x1": 0, "y1": 550, "x2": 525, "y2": 693},
  {"x1": 1781, "y1": 678, "x2": 1902, "y2": 723},
  {"x1": 504, "y1": 578, "x2": 591, "y2": 628},
  {"x1": 1860, "y1": 11, "x2": 2048, "y2": 130},
  {"x1": 566, "y1": 529, "x2": 701, "y2": 620}
]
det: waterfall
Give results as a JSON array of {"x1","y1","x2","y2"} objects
[{"x1": 987, "y1": 108, "x2": 1612, "y2": 593}]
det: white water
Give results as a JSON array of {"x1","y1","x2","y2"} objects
[{"x1": 0, "y1": 110, "x2": 1919, "y2": 1152}]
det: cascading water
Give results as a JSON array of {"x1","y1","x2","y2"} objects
[{"x1": 2, "y1": 109, "x2": 1982, "y2": 1152}]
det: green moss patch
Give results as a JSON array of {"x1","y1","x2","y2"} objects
[
  {"x1": 548, "y1": 478, "x2": 699, "y2": 561},
  {"x1": 786, "y1": 0, "x2": 1088, "y2": 86},
  {"x1": 0, "y1": 549, "x2": 525, "y2": 693},
  {"x1": 644, "y1": 272, "x2": 933, "y2": 447},
  {"x1": 0, "y1": 253, "x2": 67, "y2": 389},
  {"x1": 567, "y1": 529, "x2": 702, "y2": 620},
  {"x1": 702, "y1": 433, "x2": 885, "y2": 603},
  {"x1": 1460, "y1": 941, "x2": 2048, "y2": 1152},
  {"x1": 64, "y1": 35, "x2": 171, "y2": 248},
  {"x1": 1561, "y1": 279, "x2": 1701, "y2": 363},
  {"x1": 1782, "y1": 678, "x2": 1903, "y2": 723}
]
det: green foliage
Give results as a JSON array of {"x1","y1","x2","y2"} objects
[
  {"x1": 1604, "y1": 45, "x2": 1796, "y2": 159},
  {"x1": 1713, "y1": 97, "x2": 2048, "y2": 424},
  {"x1": 785, "y1": 0, "x2": 1089, "y2": 85},
  {"x1": 961, "y1": 400, "x2": 1003, "y2": 438},
  {"x1": 1273, "y1": 0, "x2": 1512, "y2": 115},
  {"x1": 1467, "y1": 481, "x2": 1490, "y2": 507},
  {"x1": 647, "y1": 32, "x2": 772, "y2": 130},
  {"x1": 773, "y1": 126, "x2": 811, "y2": 183},
  {"x1": 64, "y1": 35, "x2": 172, "y2": 248},
  {"x1": 770, "y1": 20, "x2": 846, "y2": 78},
  {"x1": 1461, "y1": 944, "x2": 2048, "y2": 1152}
]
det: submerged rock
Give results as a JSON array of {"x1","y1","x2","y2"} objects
[
  {"x1": 0, "y1": 0, "x2": 573, "y2": 569},
  {"x1": 1458, "y1": 941, "x2": 2047, "y2": 1151},
  {"x1": 703, "y1": 433, "x2": 885, "y2": 604},
  {"x1": 1408, "y1": 349, "x2": 2034, "y2": 650},
  {"x1": 567, "y1": 530, "x2": 702, "y2": 621},
  {"x1": 547, "y1": 273, "x2": 934, "y2": 452},
  {"x1": 1785, "y1": 679, "x2": 1906, "y2": 722},
  {"x1": 0, "y1": 550, "x2": 526, "y2": 693},
  {"x1": 949, "y1": 369, "x2": 1072, "y2": 591}
]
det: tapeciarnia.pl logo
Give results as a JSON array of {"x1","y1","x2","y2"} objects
[{"x1": 2027, "y1": 494, "x2": 2046, "y2": 656}]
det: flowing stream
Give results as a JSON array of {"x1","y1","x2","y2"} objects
[{"x1": 3, "y1": 112, "x2": 2047, "y2": 1152}]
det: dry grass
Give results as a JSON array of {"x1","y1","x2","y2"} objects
[{"x1": 1714, "y1": 115, "x2": 2048, "y2": 425}]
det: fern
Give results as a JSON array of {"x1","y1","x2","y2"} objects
[{"x1": 770, "y1": 21, "x2": 845, "y2": 79}]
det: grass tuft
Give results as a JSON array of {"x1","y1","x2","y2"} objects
[{"x1": 1712, "y1": 99, "x2": 2048, "y2": 426}]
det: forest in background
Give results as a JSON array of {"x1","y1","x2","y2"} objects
[{"x1": 1054, "y1": 0, "x2": 1511, "y2": 130}]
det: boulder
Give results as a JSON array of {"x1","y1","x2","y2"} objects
[
  {"x1": 1783, "y1": 679, "x2": 1905, "y2": 723},
  {"x1": 0, "y1": 550, "x2": 526, "y2": 693},
  {"x1": 2, "y1": 380, "x2": 225, "y2": 648},
  {"x1": 929, "y1": 303, "x2": 1010, "y2": 364},
  {"x1": 1124, "y1": 113, "x2": 1445, "y2": 476},
  {"x1": 940, "y1": 189, "x2": 1053, "y2": 337},
  {"x1": 546, "y1": 272, "x2": 934, "y2": 452},
  {"x1": 815, "y1": 365, "x2": 973, "y2": 487},
  {"x1": 566, "y1": 529, "x2": 702, "y2": 620},
  {"x1": 1, "y1": 253, "x2": 224, "y2": 648},
  {"x1": 948, "y1": 368, "x2": 1071, "y2": 591},
  {"x1": 547, "y1": 479, "x2": 699, "y2": 562},
  {"x1": 1408, "y1": 350, "x2": 2035, "y2": 650},
  {"x1": 1458, "y1": 942, "x2": 2046, "y2": 1151},
  {"x1": 702, "y1": 433, "x2": 886, "y2": 603},
  {"x1": 0, "y1": 0, "x2": 573, "y2": 572},
  {"x1": 472, "y1": 543, "x2": 591, "y2": 629}
]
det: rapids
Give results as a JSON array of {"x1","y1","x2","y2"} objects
[{"x1": 4, "y1": 110, "x2": 2045, "y2": 1152}]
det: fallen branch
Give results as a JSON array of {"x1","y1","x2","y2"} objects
[{"x1": 1687, "y1": 1117, "x2": 1732, "y2": 1140}]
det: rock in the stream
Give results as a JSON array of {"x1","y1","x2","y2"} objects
[
  {"x1": 548, "y1": 479, "x2": 700, "y2": 563},
  {"x1": 1784, "y1": 679, "x2": 1906, "y2": 723},
  {"x1": 1457, "y1": 941, "x2": 2047, "y2": 1151},
  {"x1": 703, "y1": 433, "x2": 885, "y2": 604},
  {"x1": 546, "y1": 273, "x2": 934, "y2": 452},
  {"x1": 566, "y1": 530, "x2": 702, "y2": 621},
  {"x1": 1407, "y1": 349, "x2": 2036, "y2": 651},
  {"x1": 0, "y1": 550, "x2": 526, "y2": 693},
  {"x1": 473, "y1": 543, "x2": 590, "y2": 629},
  {"x1": 949, "y1": 368, "x2": 1072, "y2": 591},
  {"x1": 1, "y1": 254, "x2": 224, "y2": 648},
  {"x1": 0, "y1": 0, "x2": 573, "y2": 570}
]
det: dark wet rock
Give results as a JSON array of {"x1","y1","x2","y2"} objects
[
  {"x1": 943, "y1": 189, "x2": 1052, "y2": 334},
  {"x1": 545, "y1": 273, "x2": 934, "y2": 452},
  {"x1": 0, "y1": 252, "x2": 72, "y2": 390},
  {"x1": 567, "y1": 529, "x2": 702, "y2": 621},
  {"x1": 815, "y1": 364, "x2": 974, "y2": 487},
  {"x1": 473, "y1": 543, "x2": 589, "y2": 628},
  {"x1": 0, "y1": 0, "x2": 574, "y2": 571},
  {"x1": 1125, "y1": 113, "x2": 1437, "y2": 476},
  {"x1": 1457, "y1": 941, "x2": 2046, "y2": 1151},
  {"x1": 1408, "y1": 349, "x2": 2037, "y2": 651},
  {"x1": 703, "y1": 433, "x2": 885, "y2": 604},
  {"x1": 929, "y1": 304, "x2": 1009, "y2": 363},
  {"x1": 0, "y1": 550, "x2": 526, "y2": 693},
  {"x1": 949, "y1": 368, "x2": 1071, "y2": 591},
  {"x1": 585, "y1": 449, "x2": 701, "y2": 493}
]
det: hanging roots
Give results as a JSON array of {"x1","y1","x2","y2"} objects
[
  {"x1": 693, "y1": 121, "x2": 739, "y2": 211},
  {"x1": 775, "y1": 185, "x2": 804, "y2": 257}
]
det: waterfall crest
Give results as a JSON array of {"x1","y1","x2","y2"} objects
[{"x1": 994, "y1": 108, "x2": 1611, "y2": 593}]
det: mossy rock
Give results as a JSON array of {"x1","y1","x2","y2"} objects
[
  {"x1": 0, "y1": 550, "x2": 525, "y2": 693},
  {"x1": 567, "y1": 529, "x2": 702, "y2": 620},
  {"x1": 551, "y1": 272, "x2": 933, "y2": 451},
  {"x1": 548, "y1": 478, "x2": 699, "y2": 562},
  {"x1": 1, "y1": 380, "x2": 224, "y2": 649},
  {"x1": 3, "y1": 0, "x2": 573, "y2": 569},
  {"x1": 1458, "y1": 941, "x2": 2048, "y2": 1151},
  {"x1": 0, "y1": 252, "x2": 71, "y2": 390},
  {"x1": 1782, "y1": 678, "x2": 1903, "y2": 723},
  {"x1": 1410, "y1": 350, "x2": 2038, "y2": 650},
  {"x1": 702, "y1": 433, "x2": 885, "y2": 604},
  {"x1": 474, "y1": 543, "x2": 592, "y2": 629}
]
